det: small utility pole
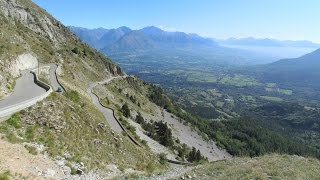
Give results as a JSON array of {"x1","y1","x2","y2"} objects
[{"x1": 38, "y1": 62, "x2": 39, "y2": 77}]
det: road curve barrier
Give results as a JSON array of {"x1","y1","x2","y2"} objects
[
  {"x1": 54, "y1": 64, "x2": 66, "y2": 92},
  {"x1": 91, "y1": 89, "x2": 141, "y2": 146},
  {"x1": 0, "y1": 71, "x2": 53, "y2": 119}
]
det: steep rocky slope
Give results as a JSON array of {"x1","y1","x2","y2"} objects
[{"x1": 0, "y1": 0, "x2": 123, "y2": 99}]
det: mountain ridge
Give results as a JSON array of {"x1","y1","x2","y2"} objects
[
  {"x1": 255, "y1": 48, "x2": 320, "y2": 91},
  {"x1": 218, "y1": 37, "x2": 320, "y2": 48}
]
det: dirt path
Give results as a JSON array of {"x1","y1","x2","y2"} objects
[{"x1": 0, "y1": 136, "x2": 66, "y2": 179}]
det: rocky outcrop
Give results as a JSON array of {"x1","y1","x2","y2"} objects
[
  {"x1": 20, "y1": 100, "x2": 65, "y2": 132},
  {"x1": 0, "y1": 53, "x2": 38, "y2": 98},
  {"x1": 0, "y1": 0, "x2": 65, "y2": 42},
  {"x1": 0, "y1": 0, "x2": 67, "y2": 44},
  {"x1": 8, "y1": 53, "x2": 38, "y2": 77}
]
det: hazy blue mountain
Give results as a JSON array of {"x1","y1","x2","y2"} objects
[
  {"x1": 71, "y1": 26, "x2": 312, "y2": 65},
  {"x1": 69, "y1": 26, "x2": 132, "y2": 49},
  {"x1": 102, "y1": 26, "x2": 218, "y2": 54},
  {"x1": 217, "y1": 37, "x2": 320, "y2": 60},
  {"x1": 70, "y1": 26, "x2": 218, "y2": 52},
  {"x1": 69, "y1": 26, "x2": 110, "y2": 49},
  {"x1": 140, "y1": 26, "x2": 215, "y2": 46},
  {"x1": 219, "y1": 37, "x2": 320, "y2": 48},
  {"x1": 260, "y1": 48, "x2": 320, "y2": 88},
  {"x1": 100, "y1": 27, "x2": 280, "y2": 66},
  {"x1": 105, "y1": 30, "x2": 155, "y2": 53},
  {"x1": 97, "y1": 26, "x2": 132, "y2": 49}
]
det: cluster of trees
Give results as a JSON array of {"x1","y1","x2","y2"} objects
[
  {"x1": 148, "y1": 85, "x2": 171, "y2": 108},
  {"x1": 210, "y1": 119, "x2": 319, "y2": 157},
  {"x1": 135, "y1": 113, "x2": 205, "y2": 163},
  {"x1": 135, "y1": 113, "x2": 174, "y2": 147},
  {"x1": 188, "y1": 147, "x2": 203, "y2": 162}
]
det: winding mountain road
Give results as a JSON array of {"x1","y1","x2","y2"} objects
[
  {"x1": 48, "y1": 64, "x2": 64, "y2": 92},
  {"x1": 0, "y1": 70, "x2": 46, "y2": 110},
  {"x1": 0, "y1": 64, "x2": 61, "y2": 119},
  {"x1": 87, "y1": 77, "x2": 123, "y2": 133}
]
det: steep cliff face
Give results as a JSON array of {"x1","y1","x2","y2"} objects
[
  {"x1": 0, "y1": 0, "x2": 65, "y2": 43},
  {"x1": 0, "y1": 0, "x2": 124, "y2": 98}
]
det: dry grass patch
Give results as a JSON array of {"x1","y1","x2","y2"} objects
[{"x1": 182, "y1": 154, "x2": 320, "y2": 180}]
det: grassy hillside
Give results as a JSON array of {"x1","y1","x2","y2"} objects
[
  {"x1": 0, "y1": 92, "x2": 161, "y2": 173},
  {"x1": 181, "y1": 154, "x2": 320, "y2": 180}
]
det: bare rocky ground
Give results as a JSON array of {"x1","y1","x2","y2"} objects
[
  {"x1": 137, "y1": 106, "x2": 231, "y2": 161},
  {"x1": 0, "y1": 134, "x2": 65, "y2": 179},
  {"x1": 129, "y1": 120, "x2": 178, "y2": 161},
  {"x1": 0, "y1": 134, "x2": 143, "y2": 179},
  {"x1": 162, "y1": 111, "x2": 231, "y2": 161},
  {"x1": 138, "y1": 164, "x2": 195, "y2": 180}
]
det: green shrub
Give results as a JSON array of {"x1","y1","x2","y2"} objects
[
  {"x1": 0, "y1": 171, "x2": 10, "y2": 180},
  {"x1": 6, "y1": 132, "x2": 21, "y2": 144},
  {"x1": 71, "y1": 47, "x2": 80, "y2": 54},
  {"x1": 7, "y1": 114, "x2": 21, "y2": 129},
  {"x1": 65, "y1": 90, "x2": 80, "y2": 103},
  {"x1": 158, "y1": 153, "x2": 167, "y2": 165},
  {"x1": 24, "y1": 145, "x2": 38, "y2": 155},
  {"x1": 25, "y1": 126, "x2": 36, "y2": 140}
]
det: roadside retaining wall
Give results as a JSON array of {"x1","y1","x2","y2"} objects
[
  {"x1": 91, "y1": 90, "x2": 141, "y2": 146},
  {"x1": 0, "y1": 71, "x2": 52, "y2": 119},
  {"x1": 55, "y1": 64, "x2": 66, "y2": 92}
]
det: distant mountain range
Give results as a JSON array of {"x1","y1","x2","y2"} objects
[
  {"x1": 218, "y1": 37, "x2": 320, "y2": 48},
  {"x1": 70, "y1": 26, "x2": 286, "y2": 65},
  {"x1": 69, "y1": 26, "x2": 217, "y2": 53},
  {"x1": 69, "y1": 26, "x2": 320, "y2": 65}
]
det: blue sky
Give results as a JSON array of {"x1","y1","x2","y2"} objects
[{"x1": 33, "y1": 0, "x2": 320, "y2": 42}]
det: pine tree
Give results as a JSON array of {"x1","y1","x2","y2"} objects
[
  {"x1": 121, "y1": 103, "x2": 130, "y2": 118},
  {"x1": 155, "y1": 121, "x2": 174, "y2": 147},
  {"x1": 135, "y1": 112, "x2": 144, "y2": 124},
  {"x1": 188, "y1": 147, "x2": 197, "y2": 162},
  {"x1": 196, "y1": 149, "x2": 202, "y2": 162}
]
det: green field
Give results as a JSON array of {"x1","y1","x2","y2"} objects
[
  {"x1": 265, "y1": 87, "x2": 293, "y2": 95},
  {"x1": 260, "y1": 96, "x2": 283, "y2": 102}
]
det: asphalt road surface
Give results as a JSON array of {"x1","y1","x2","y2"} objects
[
  {"x1": 87, "y1": 80, "x2": 123, "y2": 134},
  {"x1": 0, "y1": 70, "x2": 46, "y2": 110},
  {"x1": 49, "y1": 64, "x2": 64, "y2": 92}
]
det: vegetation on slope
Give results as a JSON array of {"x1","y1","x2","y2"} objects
[
  {"x1": 147, "y1": 84, "x2": 320, "y2": 159},
  {"x1": 93, "y1": 76, "x2": 207, "y2": 163},
  {"x1": 0, "y1": 92, "x2": 162, "y2": 173},
  {"x1": 181, "y1": 154, "x2": 320, "y2": 180}
]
